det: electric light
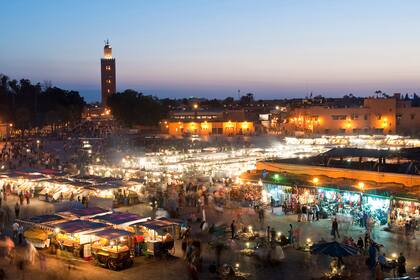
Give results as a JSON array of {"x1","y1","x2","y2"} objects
[
  {"x1": 312, "y1": 177, "x2": 319, "y2": 184},
  {"x1": 358, "y1": 182, "x2": 365, "y2": 189}
]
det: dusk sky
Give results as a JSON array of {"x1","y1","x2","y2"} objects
[{"x1": 1, "y1": 0, "x2": 420, "y2": 102}]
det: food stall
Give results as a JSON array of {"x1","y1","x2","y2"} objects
[
  {"x1": 20, "y1": 214, "x2": 67, "y2": 248},
  {"x1": 130, "y1": 218, "x2": 181, "y2": 256},
  {"x1": 91, "y1": 212, "x2": 150, "y2": 230},
  {"x1": 389, "y1": 196, "x2": 420, "y2": 228},
  {"x1": 91, "y1": 228, "x2": 135, "y2": 270},
  {"x1": 90, "y1": 181, "x2": 141, "y2": 207},
  {"x1": 229, "y1": 183, "x2": 262, "y2": 206},
  {"x1": 57, "y1": 207, "x2": 112, "y2": 220},
  {"x1": 262, "y1": 183, "x2": 292, "y2": 207},
  {"x1": 362, "y1": 194, "x2": 390, "y2": 226},
  {"x1": 318, "y1": 187, "x2": 361, "y2": 217},
  {"x1": 37, "y1": 178, "x2": 92, "y2": 202},
  {"x1": 52, "y1": 220, "x2": 108, "y2": 258},
  {"x1": 0, "y1": 172, "x2": 47, "y2": 195}
]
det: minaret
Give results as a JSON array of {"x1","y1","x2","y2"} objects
[{"x1": 100, "y1": 40, "x2": 116, "y2": 106}]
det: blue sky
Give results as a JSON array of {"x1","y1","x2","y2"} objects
[{"x1": 1, "y1": 0, "x2": 420, "y2": 102}]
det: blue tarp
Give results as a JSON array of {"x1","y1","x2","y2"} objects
[
  {"x1": 95, "y1": 212, "x2": 144, "y2": 225},
  {"x1": 311, "y1": 241, "x2": 358, "y2": 257},
  {"x1": 27, "y1": 214, "x2": 65, "y2": 224},
  {"x1": 133, "y1": 218, "x2": 181, "y2": 231},
  {"x1": 54, "y1": 220, "x2": 107, "y2": 234},
  {"x1": 58, "y1": 207, "x2": 109, "y2": 218}
]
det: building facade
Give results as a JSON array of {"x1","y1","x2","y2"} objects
[
  {"x1": 100, "y1": 40, "x2": 116, "y2": 106},
  {"x1": 161, "y1": 110, "x2": 255, "y2": 136},
  {"x1": 281, "y1": 97, "x2": 420, "y2": 136}
]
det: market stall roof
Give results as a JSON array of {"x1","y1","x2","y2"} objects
[
  {"x1": 320, "y1": 148, "x2": 392, "y2": 159},
  {"x1": 94, "y1": 212, "x2": 149, "y2": 226},
  {"x1": 73, "y1": 175, "x2": 123, "y2": 184},
  {"x1": 57, "y1": 207, "x2": 111, "y2": 218},
  {"x1": 0, "y1": 171, "x2": 47, "y2": 180},
  {"x1": 92, "y1": 181, "x2": 126, "y2": 189},
  {"x1": 38, "y1": 178, "x2": 92, "y2": 187},
  {"x1": 27, "y1": 214, "x2": 65, "y2": 224},
  {"x1": 131, "y1": 218, "x2": 181, "y2": 230},
  {"x1": 126, "y1": 178, "x2": 146, "y2": 184},
  {"x1": 54, "y1": 220, "x2": 108, "y2": 234},
  {"x1": 93, "y1": 228, "x2": 133, "y2": 240},
  {"x1": 399, "y1": 147, "x2": 420, "y2": 161},
  {"x1": 14, "y1": 168, "x2": 62, "y2": 176},
  {"x1": 319, "y1": 147, "x2": 420, "y2": 160}
]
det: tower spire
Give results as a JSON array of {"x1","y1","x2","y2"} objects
[{"x1": 101, "y1": 40, "x2": 116, "y2": 106}]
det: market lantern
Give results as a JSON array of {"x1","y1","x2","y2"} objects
[
  {"x1": 357, "y1": 182, "x2": 365, "y2": 190},
  {"x1": 312, "y1": 177, "x2": 319, "y2": 185}
]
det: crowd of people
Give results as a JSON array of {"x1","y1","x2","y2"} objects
[{"x1": 0, "y1": 139, "x2": 59, "y2": 170}]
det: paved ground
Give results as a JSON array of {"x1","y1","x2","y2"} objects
[{"x1": 1, "y1": 197, "x2": 419, "y2": 280}]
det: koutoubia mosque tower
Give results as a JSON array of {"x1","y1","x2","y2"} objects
[{"x1": 100, "y1": 40, "x2": 116, "y2": 106}]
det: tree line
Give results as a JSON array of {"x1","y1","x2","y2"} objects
[
  {"x1": 106, "y1": 91, "x2": 259, "y2": 128},
  {"x1": 0, "y1": 74, "x2": 85, "y2": 131}
]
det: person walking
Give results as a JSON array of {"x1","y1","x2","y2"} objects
[
  {"x1": 19, "y1": 192, "x2": 24, "y2": 205},
  {"x1": 293, "y1": 226, "x2": 300, "y2": 248},
  {"x1": 25, "y1": 192, "x2": 30, "y2": 205},
  {"x1": 270, "y1": 227, "x2": 276, "y2": 243},
  {"x1": 357, "y1": 236, "x2": 364, "y2": 253},
  {"x1": 18, "y1": 224, "x2": 24, "y2": 244},
  {"x1": 331, "y1": 218, "x2": 340, "y2": 239},
  {"x1": 230, "y1": 220, "x2": 236, "y2": 239},
  {"x1": 397, "y1": 252, "x2": 406, "y2": 277},
  {"x1": 364, "y1": 232, "x2": 370, "y2": 249},
  {"x1": 288, "y1": 224, "x2": 294, "y2": 245},
  {"x1": 367, "y1": 242, "x2": 377, "y2": 271},
  {"x1": 12, "y1": 222, "x2": 19, "y2": 241},
  {"x1": 14, "y1": 202, "x2": 20, "y2": 219}
]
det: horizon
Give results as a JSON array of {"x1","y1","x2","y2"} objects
[{"x1": 2, "y1": 0, "x2": 420, "y2": 102}]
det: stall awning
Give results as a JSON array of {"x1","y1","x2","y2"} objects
[
  {"x1": 132, "y1": 218, "x2": 181, "y2": 230},
  {"x1": 54, "y1": 220, "x2": 108, "y2": 234},
  {"x1": 27, "y1": 214, "x2": 65, "y2": 224},
  {"x1": 57, "y1": 207, "x2": 111, "y2": 218},
  {"x1": 95, "y1": 212, "x2": 149, "y2": 225},
  {"x1": 320, "y1": 148, "x2": 391, "y2": 159},
  {"x1": 93, "y1": 229, "x2": 133, "y2": 240},
  {"x1": 0, "y1": 171, "x2": 46, "y2": 180}
]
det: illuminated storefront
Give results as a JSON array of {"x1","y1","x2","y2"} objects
[
  {"x1": 262, "y1": 183, "x2": 292, "y2": 207},
  {"x1": 361, "y1": 194, "x2": 390, "y2": 226},
  {"x1": 390, "y1": 197, "x2": 420, "y2": 227}
]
